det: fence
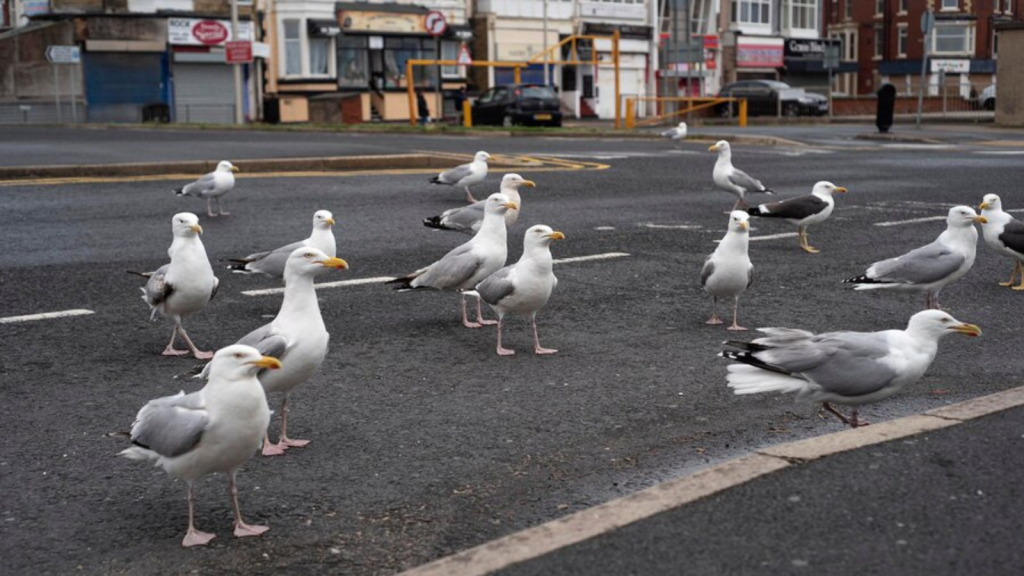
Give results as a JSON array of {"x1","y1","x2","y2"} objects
[
  {"x1": 830, "y1": 83, "x2": 994, "y2": 119},
  {"x1": 0, "y1": 101, "x2": 85, "y2": 124}
]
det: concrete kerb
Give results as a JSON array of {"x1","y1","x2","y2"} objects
[{"x1": 398, "y1": 385, "x2": 1024, "y2": 576}]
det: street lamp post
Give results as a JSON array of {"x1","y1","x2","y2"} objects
[
  {"x1": 231, "y1": 0, "x2": 243, "y2": 124},
  {"x1": 543, "y1": 0, "x2": 550, "y2": 85}
]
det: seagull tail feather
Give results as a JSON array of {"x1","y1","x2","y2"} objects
[
  {"x1": 126, "y1": 270, "x2": 153, "y2": 278},
  {"x1": 423, "y1": 215, "x2": 451, "y2": 230},
  {"x1": 719, "y1": 350, "x2": 792, "y2": 376},
  {"x1": 761, "y1": 188, "x2": 775, "y2": 195},
  {"x1": 724, "y1": 364, "x2": 807, "y2": 396},
  {"x1": 173, "y1": 187, "x2": 186, "y2": 196},
  {"x1": 841, "y1": 274, "x2": 891, "y2": 287},
  {"x1": 429, "y1": 175, "x2": 444, "y2": 185}
]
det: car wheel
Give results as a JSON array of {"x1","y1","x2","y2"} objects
[
  {"x1": 783, "y1": 103, "x2": 800, "y2": 117},
  {"x1": 502, "y1": 115, "x2": 514, "y2": 128}
]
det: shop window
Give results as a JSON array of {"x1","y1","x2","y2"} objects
[
  {"x1": 383, "y1": 37, "x2": 436, "y2": 89},
  {"x1": 338, "y1": 36, "x2": 368, "y2": 88},
  {"x1": 309, "y1": 37, "x2": 331, "y2": 76},
  {"x1": 932, "y1": 24, "x2": 974, "y2": 54},
  {"x1": 284, "y1": 20, "x2": 302, "y2": 76}
]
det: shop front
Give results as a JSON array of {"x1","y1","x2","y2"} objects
[
  {"x1": 168, "y1": 17, "x2": 254, "y2": 123},
  {"x1": 782, "y1": 37, "x2": 854, "y2": 88},
  {"x1": 734, "y1": 36, "x2": 784, "y2": 81}
]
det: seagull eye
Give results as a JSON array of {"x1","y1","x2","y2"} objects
[
  {"x1": 940, "y1": 318, "x2": 949, "y2": 323},
  {"x1": 234, "y1": 353, "x2": 243, "y2": 358}
]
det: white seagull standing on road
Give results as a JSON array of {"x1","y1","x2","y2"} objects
[
  {"x1": 660, "y1": 121, "x2": 687, "y2": 145},
  {"x1": 843, "y1": 206, "x2": 986, "y2": 309},
  {"x1": 228, "y1": 210, "x2": 337, "y2": 278},
  {"x1": 474, "y1": 224, "x2": 565, "y2": 356},
  {"x1": 702, "y1": 211, "x2": 754, "y2": 331},
  {"x1": 119, "y1": 345, "x2": 279, "y2": 547},
  {"x1": 175, "y1": 160, "x2": 239, "y2": 217},
  {"x1": 430, "y1": 151, "x2": 491, "y2": 203},
  {"x1": 978, "y1": 194, "x2": 1024, "y2": 290},
  {"x1": 389, "y1": 193, "x2": 517, "y2": 327},
  {"x1": 423, "y1": 174, "x2": 535, "y2": 234},
  {"x1": 721, "y1": 310, "x2": 981, "y2": 428},
  {"x1": 709, "y1": 140, "x2": 774, "y2": 210},
  {"x1": 129, "y1": 212, "x2": 219, "y2": 359},
  {"x1": 747, "y1": 181, "x2": 847, "y2": 253}
]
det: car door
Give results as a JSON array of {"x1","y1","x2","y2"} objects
[
  {"x1": 473, "y1": 88, "x2": 496, "y2": 124},
  {"x1": 489, "y1": 87, "x2": 511, "y2": 123}
]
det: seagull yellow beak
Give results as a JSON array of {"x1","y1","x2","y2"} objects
[
  {"x1": 230, "y1": 166, "x2": 240, "y2": 173},
  {"x1": 547, "y1": 231, "x2": 565, "y2": 240},
  {"x1": 835, "y1": 187, "x2": 848, "y2": 193},
  {"x1": 979, "y1": 202, "x2": 990, "y2": 210},
  {"x1": 974, "y1": 216, "x2": 988, "y2": 224},
  {"x1": 740, "y1": 221, "x2": 748, "y2": 231},
  {"x1": 319, "y1": 257, "x2": 349, "y2": 270},
  {"x1": 951, "y1": 323, "x2": 982, "y2": 337},
  {"x1": 521, "y1": 180, "x2": 536, "y2": 188},
  {"x1": 326, "y1": 217, "x2": 336, "y2": 226},
  {"x1": 708, "y1": 144, "x2": 719, "y2": 152},
  {"x1": 503, "y1": 201, "x2": 519, "y2": 210},
  {"x1": 250, "y1": 356, "x2": 282, "y2": 370},
  {"x1": 190, "y1": 224, "x2": 203, "y2": 234}
]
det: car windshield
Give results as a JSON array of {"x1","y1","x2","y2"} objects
[{"x1": 520, "y1": 86, "x2": 556, "y2": 99}]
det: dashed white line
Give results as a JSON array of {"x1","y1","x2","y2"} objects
[
  {"x1": 641, "y1": 223, "x2": 702, "y2": 230},
  {"x1": 242, "y1": 253, "x2": 632, "y2": 296},
  {"x1": 748, "y1": 232, "x2": 799, "y2": 241},
  {"x1": 0, "y1": 309, "x2": 95, "y2": 324},
  {"x1": 874, "y1": 215, "x2": 947, "y2": 227},
  {"x1": 974, "y1": 151, "x2": 1024, "y2": 155}
]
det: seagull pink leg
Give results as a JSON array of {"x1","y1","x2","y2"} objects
[
  {"x1": 531, "y1": 313, "x2": 557, "y2": 355},
  {"x1": 276, "y1": 396, "x2": 309, "y2": 448},
  {"x1": 461, "y1": 294, "x2": 482, "y2": 328},
  {"x1": 261, "y1": 431, "x2": 286, "y2": 456},
  {"x1": 496, "y1": 315, "x2": 515, "y2": 356},
  {"x1": 177, "y1": 324, "x2": 213, "y2": 360},
  {"x1": 206, "y1": 198, "x2": 217, "y2": 218},
  {"x1": 161, "y1": 324, "x2": 190, "y2": 356},
  {"x1": 216, "y1": 197, "x2": 230, "y2": 217},
  {"x1": 706, "y1": 296, "x2": 724, "y2": 325},
  {"x1": 228, "y1": 471, "x2": 269, "y2": 539},
  {"x1": 182, "y1": 483, "x2": 216, "y2": 547},
  {"x1": 465, "y1": 186, "x2": 477, "y2": 203},
  {"x1": 822, "y1": 402, "x2": 853, "y2": 427},
  {"x1": 726, "y1": 297, "x2": 747, "y2": 331},
  {"x1": 475, "y1": 297, "x2": 497, "y2": 326}
]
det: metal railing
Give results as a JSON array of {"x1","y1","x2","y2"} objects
[
  {"x1": 624, "y1": 96, "x2": 748, "y2": 129},
  {"x1": 174, "y1": 104, "x2": 237, "y2": 124}
]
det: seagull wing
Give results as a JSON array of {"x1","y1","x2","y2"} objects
[
  {"x1": 753, "y1": 195, "x2": 828, "y2": 220},
  {"x1": 143, "y1": 264, "x2": 173, "y2": 308},
  {"x1": 180, "y1": 172, "x2": 218, "y2": 197},
  {"x1": 477, "y1": 265, "x2": 517, "y2": 305},
  {"x1": 727, "y1": 168, "x2": 766, "y2": 192},
  {"x1": 866, "y1": 240, "x2": 966, "y2": 284},
  {"x1": 413, "y1": 243, "x2": 485, "y2": 290},
  {"x1": 437, "y1": 163, "x2": 473, "y2": 185},
  {"x1": 999, "y1": 218, "x2": 1024, "y2": 255},
  {"x1": 129, "y1": 391, "x2": 209, "y2": 458}
]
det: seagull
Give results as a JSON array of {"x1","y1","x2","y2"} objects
[
  {"x1": 747, "y1": 181, "x2": 847, "y2": 253},
  {"x1": 721, "y1": 310, "x2": 981, "y2": 428},
  {"x1": 211, "y1": 247, "x2": 348, "y2": 456},
  {"x1": 843, "y1": 206, "x2": 986, "y2": 310},
  {"x1": 388, "y1": 193, "x2": 517, "y2": 328},
  {"x1": 474, "y1": 225, "x2": 564, "y2": 356},
  {"x1": 228, "y1": 210, "x2": 337, "y2": 278},
  {"x1": 978, "y1": 194, "x2": 1024, "y2": 290},
  {"x1": 423, "y1": 174, "x2": 535, "y2": 234},
  {"x1": 429, "y1": 151, "x2": 491, "y2": 203},
  {"x1": 119, "y1": 345, "x2": 279, "y2": 547},
  {"x1": 660, "y1": 121, "x2": 687, "y2": 145},
  {"x1": 128, "y1": 213, "x2": 219, "y2": 359},
  {"x1": 702, "y1": 211, "x2": 753, "y2": 331},
  {"x1": 175, "y1": 160, "x2": 239, "y2": 217},
  {"x1": 709, "y1": 140, "x2": 774, "y2": 210}
]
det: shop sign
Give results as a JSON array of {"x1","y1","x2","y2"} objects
[
  {"x1": 736, "y1": 37, "x2": 784, "y2": 68},
  {"x1": 168, "y1": 18, "x2": 252, "y2": 46},
  {"x1": 224, "y1": 40, "x2": 252, "y2": 64},
  {"x1": 931, "y1": 59, "x2": 969, "y2": 73},
  {"x1": 22, "y1": 0, "x2": 49, "y2": 16},
  {"x1": 338, "y1": 11, "x2": 427, "y2": 35},
  {"x1": 578, "y1": 2, "x2": 646, "y2": 20},
  {"x1": 784, "y1": 37, "x2": 840, "y2": 59}
]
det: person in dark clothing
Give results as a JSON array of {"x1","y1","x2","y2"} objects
[
  {"x1": 453, "y1": 87, "x2": 468, "y2": 124},
  {"x1": 416, "y1": 91, "x2": 430, "y2": 125}
]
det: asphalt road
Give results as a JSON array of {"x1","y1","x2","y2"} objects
[{"x1": 2, "y1": 132, "x2": 1022, "y2": 575}]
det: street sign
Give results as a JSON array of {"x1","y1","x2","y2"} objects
[
  {"x1": 456, "y1": 43, "x2": 472, "y2": 66},
  {"x1": 920, "y1": 11, "x2": 935, "y2": 35},
  {"x1": 45, "y1": 45, "x2": 80, "y2": 64},
  {"x1": 424, "y1": 10, "x2": 447, "y2": 37},
  {"x1": 823, "y1": 45, "x2": 841, "y2": 69},
  {"x1": 224, "y1": 40, "x2": 253, "y2": 64}
]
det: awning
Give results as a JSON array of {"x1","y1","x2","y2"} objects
[{"x1": 880, "y1": 58, "x2": 995, "y2": 75}]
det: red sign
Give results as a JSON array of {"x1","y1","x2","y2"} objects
[
  {"x1": 456, "y1": 43, "x2": 472, "y2": 65},
  {"x1": 424, "y1": 10, "x2": 447, "y2": 37},
  {"x1": 192, "y1": 20, "x2": 229, "y2": 45},
  {"x1": 224, "y1": 40, "x2": 253, "y2": 64},
  {"x1": 736, "y1": 38, "x2": 784, "y2": 68}
]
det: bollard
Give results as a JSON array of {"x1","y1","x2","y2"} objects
[
  {"x1": 463, "y1": 100, "x2": 473, "y2": 128},
  {"x1": 876, "y1": 83, "x2": 896, "y2": 133},
  {"x1": 739, "y1": 99, "x2": 748, "y2": 127},
  {"x1": 625, "y1": 99, "x2": 634, "y2": 129}
]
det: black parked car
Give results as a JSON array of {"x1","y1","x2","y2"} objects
[
  {"x1": 472, "y1": 84, "x2": 563, "y2": 127},
  {"x1": 716, "y1": 80, "x2": 828, "y2": 117}
]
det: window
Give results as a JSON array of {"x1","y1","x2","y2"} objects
[
  {"x1": 309, "y1": 37, "x2": 331, "y2": 76},
  {"x1": 941, "y1": 0, "x2": 958, "y2": 10},
  {"x1": 897, "y1": 26, "x2": 908, "y2": 57},
  {"x1": 731, "y1": 0, "x2": 770, "y2": 24},
  {"x1": 382, "y1": 37, "x2": 436, "y2": 88},
  {"x1": 874, "y1": 24, "x2": 884, "y2": 59},
  {"x1": 788, "y1": 0, "x2": 817, "y2": 29},
  {"x1": 898, "y1": 0, "x2": 907, "y2": 13},
  {"x1": 441, "y1": 41, "x2": 462, "y2": 78},
  {"x1": 283, "y1": 20, "x2": 301, "y2": 76},
  {"x1": 338, "y1": 36, "x2": 367, "y2": 88},
  {"x1": 845, "y1": 0, "x2": 852, "y2": 19},
  {"x1": 933, "y1": 23, "x2": 974, "y2": 54},
  {"x1": 875, "y1": 0, "x2": 884, "y2": 15}
]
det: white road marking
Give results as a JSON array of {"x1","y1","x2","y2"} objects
[
  {"x1": 242, "y1": 253, "x2": 632, "y2": 296},
  {"x1": 881, "y1": 144, "x2": 955, "y2": 150},
  {"x1": 974, "y1": 151, "x2": 1024, "y2": 155},
  {"x1": 594, "y1": 226, "x2": 616, "y2": 231},
  {"x1": 0, "y1": 309, "x2": 95, "y2": 324},
  {"x1": 749, "y1": 232, "x2": 799, "y2": 241},
  {"x1": 874, "y1": 215, "x2": 946, "y2": 227},
  {"x1": 641, "y1": 223, "x2": 702, "y2": 230}
]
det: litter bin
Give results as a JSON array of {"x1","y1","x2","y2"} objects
[
  {"x1": 142, "y1": 103, "x2": 170, "y2": 123},
  {"x1": 876, "y1": 83, "x2": 896, "y2": 133}
]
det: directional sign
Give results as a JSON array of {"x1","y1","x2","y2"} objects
[
  {"x1": 224, "y1": 40, "x2": 253, "y2": 64},
  {"x1": 456, "y1": 43, "x2": 472, "y2": 66},
  {"x1": 920, "y1": 11, "x2": 935, "y2": 35},
  {"x1": 424, "y1": 10, "x2": 447, "y2": 37},
  {"x1": 45, "y1": 45, "x2": 80, "y2": 64}
]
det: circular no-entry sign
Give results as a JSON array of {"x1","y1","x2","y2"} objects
[{"x1": 425, "y1": 11, "x2": 447, "y2": 37}]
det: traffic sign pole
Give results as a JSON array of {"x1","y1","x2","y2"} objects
[
  {"x1": 53, "y1": 65, "x2": 61, "y2": 123},
  {"x1": 424, "y1": 11, "x2": 448, "y2": 124},
  {"x1": 231, "y1": 0, "x2": 243, "y2": 125},
  {"x1": 916, "y1": 11, "x2": 934, "y2": 129}
]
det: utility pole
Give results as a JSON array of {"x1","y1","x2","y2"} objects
[
  {"x1": 231, "y1": 0, "x2": 243, "y2": 124},
  {"x1": 916, "y1": 10, "x2": 933, "y2": 129},
  {"x1": 543, "y1": 0, "x2": 550, "y2": 85}
]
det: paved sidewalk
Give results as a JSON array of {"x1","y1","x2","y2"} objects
[{"x1": 498, "y1": 406, "x2": 1024, "y2": 576}]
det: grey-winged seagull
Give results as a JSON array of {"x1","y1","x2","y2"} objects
[
  {"x1": 660, "y1": 122, "x2": 687, "y2": 145},
  {"x1": 747, "y1": 181, "x2": 847, "y2": 253},
  {"x1": 175, "y1": 160, "x2": 238, "y2": 217},
  {"x1": 843, "y1": 206, "x2": 985, "y2": 309},
  {"x1": 423, "y1": 174, "x2": 535, "y2": 234},
  {"x1": 721, "y1": 310, "x2": 981, "y2": 428},
  {"x1": 430, "y1": 151, "x2": 491, "y2": 203},
  {"x1": 475, "y1": 224, "x2": 564, "y2": 356},
  {"x1": 702, "y1": 211, "x2": 753, "y2": 331},
  {"x1": 228, "y1": 210, "x2": 337, "y2": 278},
  {"x1": 709, "y1": 140, "x2": 774, "y2": 210},
  {"x1": 129, "y1": 212, "x2": 219, "y2": 359},
  {"x1": 979, "y1": 194, "x2": 1024, "y2": 290},
  {"x1": 120, "y1": 345, "x2": 279, "y2": 546}
]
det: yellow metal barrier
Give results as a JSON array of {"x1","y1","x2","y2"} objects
[
  {"x1": 405, "y1": 59, "x2": 530, "y2": 126},
  {"x1": 624, "y1": 96, "x2": 749, "y2": 129},
  {"x1": 527, "y1": 32, "x2": 621, "y2": 128},
  {"x1": 463, "y1": 100, "x2": 472, "y2": 128}
]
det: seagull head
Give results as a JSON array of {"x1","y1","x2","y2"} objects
[
  {"x1": 524, "y1": 224, "x2": 565, "y2": 250},
  {"x1": 484, "y1": 193, "x2": 518, "y2": 215},
  {"x1": 708, "y1": 140, "x2": 730, "y2": 154},
  {"x1": 285, "y1": 247, "x2": 348, "y2": 278},
  {"x1": 209, "y1": 345, "x2": 282, "y2": 381},
  {"x1": 313, "y1": 209, "x2": 336, "y2": 229},
  {"x1": 946, "y1": 205, "x2": 986, "y2": 228},
  {"x1": 812, "y1": 181, "x2": 847, "y2": 197},
  {"x1": 217, "y1": 161, "x2": 239, "y2": 173},
  {"x1": 474, "y1": 151, "x2": 492, "y2": 163},
  {"x1": 500, "y1": 173, "x2": 536, "y2": 192},
  {"x1": 978, "y1": 194, "x2": 1001, "y2": 212},
  {"x1": 728, "y1": 210, "x2": 750, "y2": 233},
  {"x1": 172, "y1": 212, "x2": 203, "y2": 237},
  {"x1": 906, "y1": 310, "x2": 981, "y2": 340},
  {"x1": 678, "y1": 121, "x2": 687, "y2": 129}
]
